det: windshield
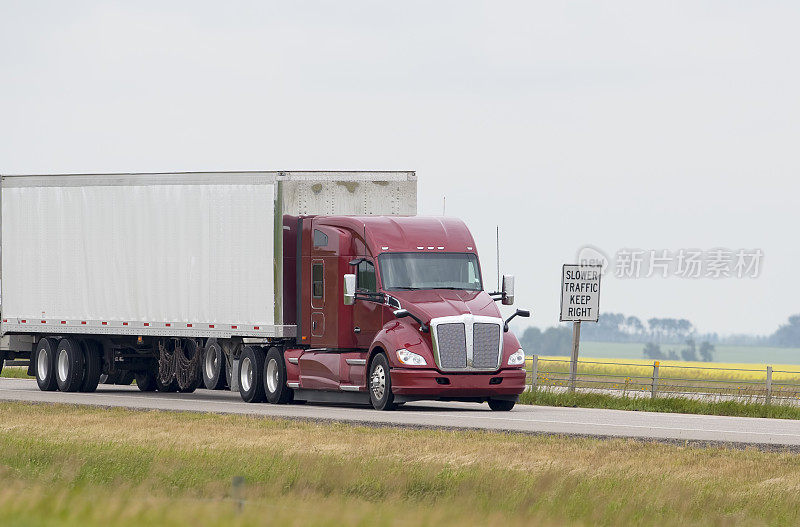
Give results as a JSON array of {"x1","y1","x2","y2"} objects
[{"x1": 379, "y1": 252, "x2": 483, "y2": 291}]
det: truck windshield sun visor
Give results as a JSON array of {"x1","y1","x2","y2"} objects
[{"x1": 379, "y1": 252, "x2": 482, "y2": 292}]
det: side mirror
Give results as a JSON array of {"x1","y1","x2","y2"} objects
[
  {"x1": 343, "y1": 273, "x2": 356, "y2": 305},
  {"x1": 504, "y1": 309, "x2": 530, "y2": 332},
  {"x1": 501, "y1": 275, "x2": 515, "y2": 305}
]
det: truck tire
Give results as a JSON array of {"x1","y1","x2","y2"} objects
[
  {"x1": 135, "y1": 370, "x2": 158, "y2": 392},
  {"x1": 56, "y1": 338, "x2": 85, "y2": 392},
  {"x1": 202, "y1": 340, "x2": 227, "y2": 390},
  {"x1": 156, "y1": 373, "x2": 179, "y2": 392},
  {"x1": 34, "y1": 338, "x2": 59, "y2": 391},
  {"x1": 488, "y1": 399, "x2": 516, "y2": 411},
  {"x1": 118, "y1": 371, "x2": 135, "y2": 385},
  {"x1": 239, "y1": 346, "x2": 266, "y2": 403},
  {"x1": 176, "y1": 339, "x2": 201, "y2": 393},
  {"x1": 264, "y1": 347, "x2": 293, "y2": 404},
  {"x1": 368, "y1": 353, "x2": 396, "y2": 411},
  {"x1": 79, "y1": 340, "x2": 102, "y2": 393}
]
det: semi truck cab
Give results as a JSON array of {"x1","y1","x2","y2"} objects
[{"x1": 277, "y1": 215, "x2": 529, "y2": 410}]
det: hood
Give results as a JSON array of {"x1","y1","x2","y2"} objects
[{"x1": 388, "y1": 289, "x2": 501, "y2": 322}]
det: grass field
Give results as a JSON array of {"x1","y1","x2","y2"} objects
[
  {"x1": 1, "y1": 366, "x2": 31, "y2": 379},
  {"x1": 2, "y1": 402, "x2": 800, "y2": 526},
  {"x1": 519, "y1": 389, "x2": 800, "y2": 419},
  {"x1": 577, "y1": 341, "x2": 800, "y2": 364}
]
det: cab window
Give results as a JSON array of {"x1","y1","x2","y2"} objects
[
  {"x1": 356, "y1": 260, "x2": 377, "y2": 293},
  {"x1": 312, "y1": 262, "x2": 324, "y2": 298}
]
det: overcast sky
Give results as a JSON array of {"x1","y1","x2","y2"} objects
[{"x1": 2, "y1": 1, "x2": 798, "y2": 335}]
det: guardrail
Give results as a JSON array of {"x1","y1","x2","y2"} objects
[{"x1": 525, "y1": 356, "x2": 800, "y2": 404}]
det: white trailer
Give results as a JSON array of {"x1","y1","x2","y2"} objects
[{"x1": 0, "y1": 171, "x2": 416, "y2": 392}]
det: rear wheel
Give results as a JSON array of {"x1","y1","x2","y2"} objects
[
  {"x1": 264, "y1": 347, "x2": 293, "y2": 404},
  {"x1": 34, "y1": 338, "x2": 59, "y2": 391},
  {"x1": 239, "y1": 346, "x2": 266, "y2": 403},
  {"x1": 156, "y1": 339, "x2": 178, "y2": 392},
  {"x1": 202, "y1": 340, "x2": 227, "y2": 390},
  {"x1": 135, "y1": 370, "x2": 158, "y2": 392},
  {"x1": 488, "y1": 398, "x2": 516, "y2": 411},
  {"x1": 79, "y1": 340, "x2": 102, "y2": 393},
  {"x1": 175, "y1": 339, "x2": 201, "y2": 393},
  {"x1": 56, "y1": 338, "x2": 85, "y2": 392},
  {"x1": 368, "y1": 353, "x2": 396, "y2": 411}
]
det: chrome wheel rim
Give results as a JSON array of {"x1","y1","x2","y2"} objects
[
  {"x1": 370, "y1": 364, "x2": 386, "y2": 401},
  {"x1": 241, "y1": 357, "x2": 253, "y2": 392},
  {"x1": 204, "y1": 347, "x2": 218, "y2": 380},
  {"x1": 57, "y1": 349, "x2": 69, "y2": 383},
  {"x1": 266, "y1": 358, "x2": 279, "y2": 394},
  {"x1": 37, "y1": 348, "x2": 49, "y2": 380}
]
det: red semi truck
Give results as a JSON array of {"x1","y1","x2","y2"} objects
[{"x1": 0, "y1": 171, "x2": 529, "y2": 410}]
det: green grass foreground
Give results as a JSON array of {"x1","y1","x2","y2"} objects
[
  {"x1": 520, "y1": 389, "x2": 800, "y2": 419},
  {"x1": 1, "y1": 403, "x2": 800, "y2": 526},
  {"x1": 1, "y1": 366, "x2": 31, "y2": 378}
]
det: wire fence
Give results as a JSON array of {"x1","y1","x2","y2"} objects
[{"x1": 525, "y1": 355, "x2": 800, "y2": 404}]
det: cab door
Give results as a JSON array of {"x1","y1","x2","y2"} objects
[{"x1": 352, "y1": 258, "x2": 383, "y2": 349}]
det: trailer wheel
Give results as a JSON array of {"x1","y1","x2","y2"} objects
[
  {"x1": 368, "y1": 353, "x2": 396, "y2": 411},
  {"x1": 156, "y1": 339, "x2": 178, "y2": 392},
  {"x1": 34, "y1": 338, "x2": 59, "y2": 391},
  {"x1": 79, "y1": 340, "x2": 102, "y2": 393},
  {"x1": 202, "y1": 340, "x2": 227, "y2": 390},
  {"x1": 239, "y1": 346, "x2": 266, "y2": 403},
  {"x1": 264, "y1": 347, "x2": 293, "y2": 404},
  {"x1": 488, "y1": 399, "x2": 516, "y2": 411},
  {"x1": 56, "y1": 338, "x2": 85, "y2": 392},
  {"x1": 117, "y1": 371, "x2": 135, "y2": 385},
  {"x1": 135, "y1": 370, "x2": 158, "y2": 392},
  {"x1": 176, "y1": 339, "x2": 201, "y2": 393},
  {"x1": 156, "y1": 373, "x2": 179, "y2": 392}
]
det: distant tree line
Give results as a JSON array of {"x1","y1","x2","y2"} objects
[{"x1": 643, "y1": 340, "x2": 715, "y2": 362}]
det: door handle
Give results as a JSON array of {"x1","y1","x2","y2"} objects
[
  {"x1": 354, "y1": 326, "x2": 361, "y2": 334},
  {"x1": 312, "y1": 321, "x2": 318, "y2": 331}
]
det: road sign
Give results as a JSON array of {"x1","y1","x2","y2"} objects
[{"x1": 560, "y1": 264, "x2": 601, "y2": 322}]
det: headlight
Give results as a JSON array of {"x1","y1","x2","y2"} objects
[
  {"x1": 508, "y1": 349, "x2": 525, "y2": 366},
  {"x1": 396, "y1": 348, "x2": 427, "y2": 366}
]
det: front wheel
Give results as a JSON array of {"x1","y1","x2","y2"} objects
[
  {"x1": 488, "y1": 398, "x2": 516, "y2": 411},
  {"x1": 368, "y1": 353, "x2": 396, "y2": 411}
]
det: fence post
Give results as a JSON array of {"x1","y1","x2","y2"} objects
[
  {"x1": 651, "y1": 361, "x2": 659, "y2": 399},
  {"x1": 766, "y1": 365, "x2": 773, "y2": 405},
  {"x1": 531, "y1": 354, "x2": 538, "y2": 391}
]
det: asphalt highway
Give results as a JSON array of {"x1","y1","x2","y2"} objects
[{"x1": 2, "y1": 377, "x2": 800, "y2": 448}]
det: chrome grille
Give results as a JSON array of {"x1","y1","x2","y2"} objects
[
  {"x1": 431, "y1": 315, "x2": 503, "y2": 371},
  {"x1": 473, "y1": 323, "x2": 501, "y2": 369},
  {"x1": 436, "y1": 323, "x2": 467, "y2": 369}
]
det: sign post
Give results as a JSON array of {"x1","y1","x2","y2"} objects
[{"x1": 560, "y1": 264, "x2": 601, "y2": 392}]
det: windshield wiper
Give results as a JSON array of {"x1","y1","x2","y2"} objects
[
  {"x1": 432, "y1": 287, "x2": 465, "y2": 290},
  {"x1": 391, "y1": 286, "x2": 421, "y2": 290}
]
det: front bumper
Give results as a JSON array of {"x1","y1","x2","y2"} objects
[{"x1": 390, "y1": 367, "x2": 526, "y2": 398}]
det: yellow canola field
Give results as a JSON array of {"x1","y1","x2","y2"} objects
[{"x1": 527, "y1": 357, "x2": 800, "y2": 389}]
